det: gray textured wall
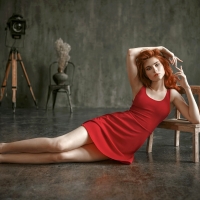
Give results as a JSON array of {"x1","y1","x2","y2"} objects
[{"x1": 0, "y1": 0, "x2": 200, "y2": 109}]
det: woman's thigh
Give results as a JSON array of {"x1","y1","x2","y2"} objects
[
  {"x1": 54, "y1": 126, "x2": 93, "y2": 152},
  {"x1": 57, "y1": 143, "x2": 109, "y2": 163}
]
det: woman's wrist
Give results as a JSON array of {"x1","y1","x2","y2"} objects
[{"x1": 184, "y1": 85, "x2": 191, "y2": 90}]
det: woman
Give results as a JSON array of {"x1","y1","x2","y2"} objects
[{"x1": 0, "y1": 46, "x2": 199, "y2": 164}]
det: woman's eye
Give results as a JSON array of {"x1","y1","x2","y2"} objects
[
  {"x1": 155, "y1": 63, "x2": 160, "y2": 67},
  {"x1": 146, "y1": 67, "x2": 151, "y2": 71}
]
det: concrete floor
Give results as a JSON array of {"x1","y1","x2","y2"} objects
[{"x1": 0, "y1": 107, "x2": 199, "y2": 200}]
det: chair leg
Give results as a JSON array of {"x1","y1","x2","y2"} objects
[
  {"x1": 174, "y1": 130, "x2": 180, "y2": 147},
  {"x1": 146, "y1": 132, "x2": 154, "y2": 153},
  {"x1": 66, "y1": 85, "x2": 73, "y2": 113},
  {"x1": 52, "y1": 90, "x2": 58, "y2": 109},
  {"x1": 46, "y1": 86, "x2": 52, "y2": 110},
  {"x1": 193, "y1": 130, "x2": 199, "y2": 162}
]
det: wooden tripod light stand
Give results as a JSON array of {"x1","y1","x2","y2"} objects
[{"x1": 0, "y1": 47, "x2": 38, "y2": 112}]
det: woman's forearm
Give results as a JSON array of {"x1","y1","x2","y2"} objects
[{"x1": 128, "y1": 46, "x2": 163, "y2": 57}]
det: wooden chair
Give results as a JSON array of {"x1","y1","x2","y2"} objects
[{"x1": 146, "y1": 85, "x2": 200, "y2": 162}]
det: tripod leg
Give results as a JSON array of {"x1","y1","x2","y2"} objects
[
  {"x1": 12, "y1": 51, "x2": 17, "y2": 113},
  {"x1": 17, "y1": 53, "x2": 38, "y2": 108},
  {"x1": 0, "y1": 52, "x2": 12, "y2": 105}
]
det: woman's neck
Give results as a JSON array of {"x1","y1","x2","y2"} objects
[{"x1": 150, "y1": 80, "x2": 166, "y2": 91}]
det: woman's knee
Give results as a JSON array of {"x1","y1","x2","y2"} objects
[
  {"x1": 50, "y1": 126, "x2": 92, "y2": 153},
  {"x1": 50, "y1": 137, "x2": 71, "y2": 152},
  {"x1": 50, "y1": 152, "x2": 69, "y2": 163}
]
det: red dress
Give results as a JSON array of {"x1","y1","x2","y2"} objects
[{"x1": 82, "y1": 86, "x2": 170, "y2": 164}]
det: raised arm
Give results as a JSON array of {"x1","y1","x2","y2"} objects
[{"x1": 171, "y1": 66, "x2": 200, "y2": 124}]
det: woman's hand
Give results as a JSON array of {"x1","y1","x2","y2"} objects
[
  {"x1": 162, "y1": 47, "x2": 183, "y2": 64},
  {"x1": 160, "y1": 47, "x2": 183, "y2": 67},
  {"x1": 174, "y1": 65, "x2": 190, "y2": 89}
]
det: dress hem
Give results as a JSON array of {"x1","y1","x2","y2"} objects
[{"x1": 82, "y1": 121, "x2": 133, "y2": 165}]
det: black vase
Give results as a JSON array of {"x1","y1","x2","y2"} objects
[{"x1": 53, "y1": 72, "x2": 68, "y2": 85}]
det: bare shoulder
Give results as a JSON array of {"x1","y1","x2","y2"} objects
[
  {"x1": 170, "y1": 88, "x2": 181, "y2": 102},
  {"x1": 170, "y1": 88, "x2": 188, "y2": 111}
]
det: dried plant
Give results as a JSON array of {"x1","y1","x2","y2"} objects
[{"x1": 55, "y1": 38, "x2": 71, "y2": 72}]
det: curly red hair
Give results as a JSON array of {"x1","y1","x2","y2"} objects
[{"x1": 135, "y1": 49, "x2": 180, "y2": 91}]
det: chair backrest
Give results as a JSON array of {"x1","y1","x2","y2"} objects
[
  {"x1": 176, "y1": 85, "x2": 200, "y2": 119},
  {"x1": 49, "y1": 61, "x2": 75, "y2": 85}
]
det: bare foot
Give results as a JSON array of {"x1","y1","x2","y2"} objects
[{"x1": 0, "y1": 143, "x2": 4, "y2": 154}]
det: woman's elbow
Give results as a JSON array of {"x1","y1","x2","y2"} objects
[
  {"x1": 127, "y1": 48, "x2": 136, "y2": 56},
  {"x1": 127, "y1": 49, "x2": 132, "y2": 56},
  {"x1": 190, "y1": 117, "x2": 200, "y2": 124}
]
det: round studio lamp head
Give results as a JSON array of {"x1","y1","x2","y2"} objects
[{"x1": 7, "y1": 14, "x2": 26, "y2": 39}]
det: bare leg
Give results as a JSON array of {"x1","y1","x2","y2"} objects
[
  {"x1": 0, "y1": 126, "x2": 92, "y2": 154},
  {"x1": 0, "y1": 143, "x2": 109, "y2": 164}
]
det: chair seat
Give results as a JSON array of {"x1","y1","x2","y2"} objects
[
  {"x1": 49, "y1": 85, "x2": 70, "y2": 90},
  {"x1": 158, "y1": 119, "x2": 200, "y2": 132}
]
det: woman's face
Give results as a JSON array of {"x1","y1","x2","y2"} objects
[{"x1": 143, "y1": 57, "x2": 165, "y2": 82}]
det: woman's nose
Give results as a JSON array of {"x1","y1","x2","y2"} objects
[{"x1": 152, "y1": 66, "x2": 158, "y2": 72}]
